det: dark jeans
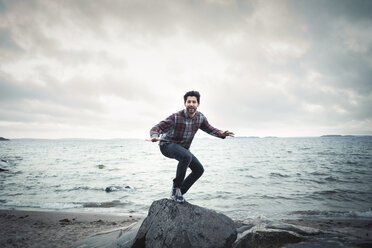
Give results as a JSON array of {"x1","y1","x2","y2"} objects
[{"x1": 160, "y1": 143, "x2": 204, "y2": 195}]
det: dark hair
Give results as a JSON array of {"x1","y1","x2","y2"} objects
[{"x1": 184, "y1": 91, "x2": 200, "y2": 104}]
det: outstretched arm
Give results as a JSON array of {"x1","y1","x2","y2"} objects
[
  {"x1": 219, "y1": 130, "x2": 235, "y2": 138},
  {"x1": 200, "y1": 115, "x2": 234, "y2": 139},
  {"x1": 149, "y1": 114, "x2": 175, "y2": 142},
  {"x1": 146, "y1": 137, "x2": 162, "y2": 142}
]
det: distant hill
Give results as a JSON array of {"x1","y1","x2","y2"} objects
[
  {"x1": 0, "y1": 137, "x2": 10, "y2": 141},
  {"x1": 320, "y1": 135, "x2": 371, "y2": 138}
]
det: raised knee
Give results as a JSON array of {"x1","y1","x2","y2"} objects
[
  {"x1": 179, "y1": 153, "x2": 192, "y2": 164},
  {"x1": 195, "y1": 166, "x2": 204, "y2": 178},
  {"x1": 199, "y1": 167, "x2": 204, "y2": 176}
]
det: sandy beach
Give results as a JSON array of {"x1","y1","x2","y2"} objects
[
  {"x1": 1, "y1": 208, "x2": 372, "y2": 247},
  {"x1": 0, "y1": 209, "x2": 141, "y2": 248}
]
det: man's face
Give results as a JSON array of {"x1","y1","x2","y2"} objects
[{"x1": 184, "y1": 96, "x2": 199, "y2": 116}]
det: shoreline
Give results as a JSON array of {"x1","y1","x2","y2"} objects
[
  {"x1": 281, "y1": 217, "x2": 372, "y2": 243},
  {"x1": 1, "y1": 208, "x2": 371, "y2": 247},
  {"x1": 0, "y1": 209, "x2": 142, "y2": 248}
]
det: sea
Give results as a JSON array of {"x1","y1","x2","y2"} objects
[{"x1": 1, "y1": 136, "x2": 372, "y2": 221}]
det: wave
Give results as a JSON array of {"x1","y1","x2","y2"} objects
[
  {"x1": 81, "y1": 200, "x2": 127, "y2": 208},
  {"x1": 346, "y1": 161, "x2": 358, "y2": 165},
  {"x1": 244, "y1": 175, "x2": 263, "y2": 179},
  {"x1": 54, "y1": 185, "x2": 134, "y2": 193},
  {"x1": 0, "y1": 199, "x2": 129, "y2": 210},
  {"x1": 312, "y1": 190, "x2": 338, "y2": 197},
  {"x1": 261, "y1": 194, "x2": 293, "y2": 200},
  {"x1": 324, "y1": 176, "x2": 345, "y2": 182},
  {"x1": 0, "y1": 199, "x2": 129, "y2": 211},
  {"x1": 309, "y1": 189, "x2": 370, "y2": 202},
  {"x1": 1, "y1": 200, "x2": 80, "y2": 210},
  {"x1": 291, "y1": 209, "x2": 372, "y2": 218},
  {"x1": 317, "y1": 151, "x2": 339, "y2": 156},
  {"x1": 270, "y1": 172, "x2": 290, "y2": 178},
  {"x1": 309, "y1": 171, "x2": 328, "y2": 176},
  {"x1": 303, "y1": 176, "x2": 351, "y2": 184},
  {"x1": 0, "y1": 156, "x2": 23, "y2": 166},
  {"x1": 55, "y1": 186, "x2": 103, "y2": 192}
]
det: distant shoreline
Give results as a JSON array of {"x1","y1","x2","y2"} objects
[
  {"x1": 320, "y1": 135, "x2": 372, "y2": 138},
  {"x1": 1, "y1": 135, "x2": 371, "y2": 140}
]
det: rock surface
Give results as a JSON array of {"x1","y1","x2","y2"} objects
[
  {"x1": 233, "y1": 218, "x2": 321, "y2": 248},
  {"x1": 73, "y1": 199, "x2": 337, "y2": 248},
  {"x1": 132, "y1": 198, "x2": 237, "y2": 248}
]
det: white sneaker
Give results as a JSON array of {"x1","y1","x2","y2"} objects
[{"x1": 171, "y1": 187, "x2": 185, "y2": 203}]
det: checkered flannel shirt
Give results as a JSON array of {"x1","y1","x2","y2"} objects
[{"x1": 150, "y1": 109, "x2": 225, "y2": 149}]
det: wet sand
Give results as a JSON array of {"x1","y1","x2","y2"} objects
[{"x1": 0, "y1": 209, "x2": 141, "y2": 248}]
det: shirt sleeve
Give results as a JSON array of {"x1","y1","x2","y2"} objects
[
  {"x1": 150, "y1": 114, "x2": 175, "y2": 138},
  {"x1": 200, "y1": 115, "x2": 225, "y2": 139}
]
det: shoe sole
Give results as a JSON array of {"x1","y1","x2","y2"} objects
[{"x1": 171, "y1": 196, "x2": 185, "y2": 203}]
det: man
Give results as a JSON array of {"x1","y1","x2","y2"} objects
[{"x1": 149, "y1": 91, "x2": 234, "y2": 203}]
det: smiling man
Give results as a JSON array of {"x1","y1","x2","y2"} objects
[{"x1": 149, "y1": 91, "x2": 234, "y2": 203}]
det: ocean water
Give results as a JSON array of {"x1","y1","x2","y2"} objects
[{"x1": 1, "y1": 137, "x2": 371, "y2": 220}]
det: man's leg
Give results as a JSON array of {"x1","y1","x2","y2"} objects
[
  {"x1": 160, "y1": 143, "x2": 193, "y2": 189},
  {"x1": 180, "y1": 154, "x2": 204, "y2": 195}
]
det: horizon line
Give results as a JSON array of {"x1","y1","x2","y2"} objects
[{"x1": 1, "y1": 134, "x2": 372, "y2": 141}]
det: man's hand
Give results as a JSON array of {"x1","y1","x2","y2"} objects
[
  {"x1": 220, "y1": 130, "x2": 235, "y2": 138},
  {"x1": 146, "y1": 137, "x2": 162, "y2": 142}
]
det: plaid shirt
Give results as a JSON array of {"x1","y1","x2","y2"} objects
[{"x1": 150, "y1": 109, "x2": 225, "y2": 149}]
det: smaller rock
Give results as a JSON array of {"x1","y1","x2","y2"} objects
[
  {"x1": 234, "y1": 230, "x2": 305, "y2": 248},
  {"x1": 105, "y1": 185, "x2": 132, "y2": 192},
  {"x1": 72, "y1": 221, "x2": 143, "y2": 248},
  {"x1": 15, "y1": 236, "x2": 26, "y2": 242},
  {"x1": 93, "y1": 219, "x2": 104, "y2": 224},
  {"x1": 266, "y1": 222, "x2": 321, "y2": 236},
  {"x1": 7, "y1": 236, "x2": 27, "y2": 244},
  {"x1": 105, "y1": 186, "x2": 123, "y2": 192},
  {"x1": 233, "y1": 219, "x2": 322, "y2": 248},
  {"x1": 59, "y1": 218, "x2": 71, "y2": 224}
]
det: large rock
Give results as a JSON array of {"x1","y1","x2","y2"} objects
[
  {"x1": 131, "y1": 198, "x2": 237, "y2": 248},
  {"x1": 73, "y1": 200, "x2": 329, "y2": 248}
]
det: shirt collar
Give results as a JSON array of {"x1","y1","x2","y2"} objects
[{"x1": 184, "y1": 109, "x2": 197, "y2": 119}]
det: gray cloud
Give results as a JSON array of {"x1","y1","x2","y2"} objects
[
  {"x1": 0, "y1": 28, "x2": 18, "y2": 49},
  {"x1": 0, "y1": 0, "x2": 371, "y2": 138}
]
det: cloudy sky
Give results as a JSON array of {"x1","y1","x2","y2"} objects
[{"x1": 0, "y1": 0, "x2": 371, "y2": 139}]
